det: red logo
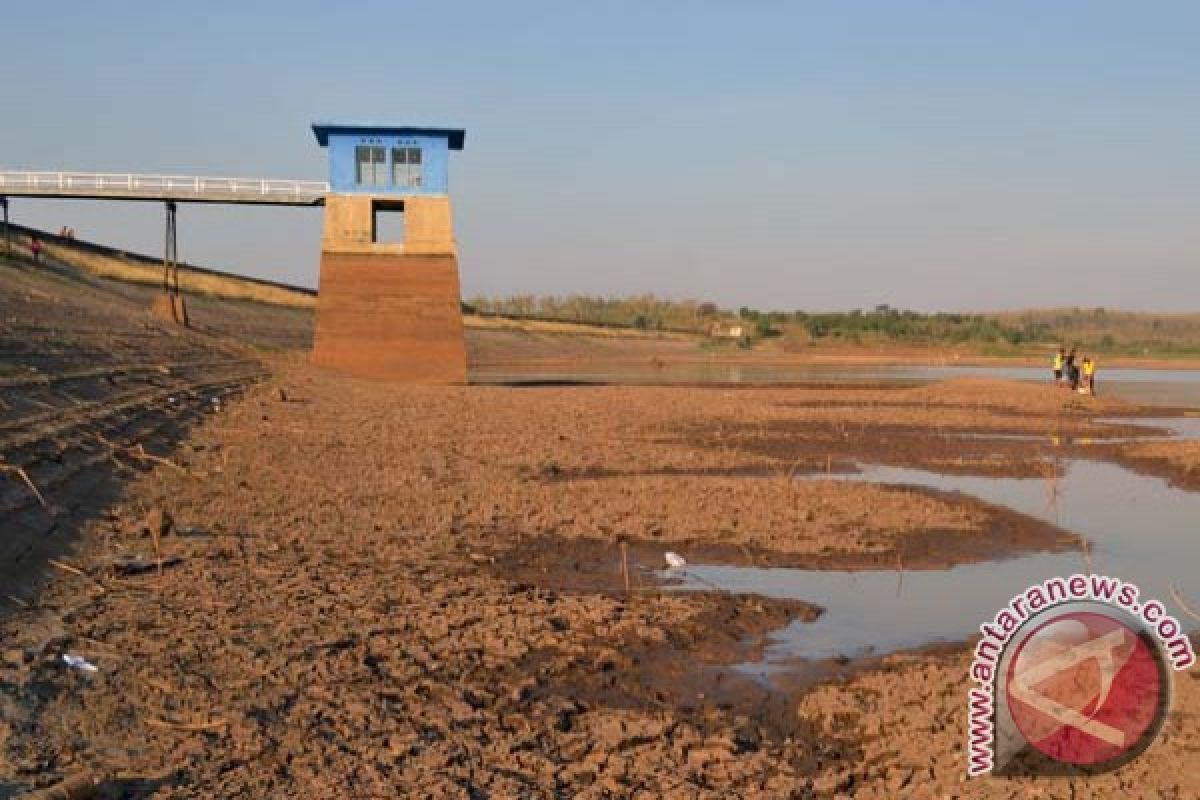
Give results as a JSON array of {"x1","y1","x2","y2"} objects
[{"x1": 1005, "y1": 610, "x2": 1168, "y2": 767}]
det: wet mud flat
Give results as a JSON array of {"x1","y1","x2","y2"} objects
[{"x1": 3, "y1": 335, "x2": 1200, "y2": 796}]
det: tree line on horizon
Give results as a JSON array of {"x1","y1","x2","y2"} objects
[
  {"x1": 465, "y1": 294, "x2": 719, "y2": 334},
  {"x1": 465, "y1": 295, "x2": 1200, "y2": 355}
]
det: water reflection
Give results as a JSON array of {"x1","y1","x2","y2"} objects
[
  {"x1": 669, "y1": 460, "x2": 1200, "y2": 668},
  {"x1": 473, "y1": 363, "x2": 1200, "y2": 407}
]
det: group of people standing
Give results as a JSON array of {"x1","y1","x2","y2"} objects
[{"x1": 1053, "y1": 348, "x2": 1096, "y2": 394}]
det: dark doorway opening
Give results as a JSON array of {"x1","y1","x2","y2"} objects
[{"x1": 372, "y1": 200, "x2": 405, "y2": 244}]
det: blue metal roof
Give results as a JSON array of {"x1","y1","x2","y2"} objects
[{"x1": 311, "y1": 123, "x2": 465, "y2": 150}]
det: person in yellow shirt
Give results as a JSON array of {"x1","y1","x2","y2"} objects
[
  {"x1": 1082, "y1": 357, "x2": 1096, "y2": 395},
  {"x1": 1053, "y1": 348, "x2": 1065, "y2": 385}
]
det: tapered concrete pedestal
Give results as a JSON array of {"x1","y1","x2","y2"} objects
[
  {"x1": 310, "y1": 194, "x2": 467, "y2": 384},
  {"x1": 311, "y1": 251, "x2": 466, "y2": 383}
]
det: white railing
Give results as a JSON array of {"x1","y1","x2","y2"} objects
[{"x1": 0, "y1": 170, "x2": 329, "y2": 201}]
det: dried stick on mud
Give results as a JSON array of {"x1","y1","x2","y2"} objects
[
  {"x1": 47, "y1": 558, "x2": 106, "y2": 593},
  {"x1": 144, "y1": 716, "x2": 227, "y2": 734},
  {"x1": 779, "y1": 454, "x2": 806, "y2": 483},
  {"x1": 149, "y1": 516, "x2": 164, "y2": 581},
  {"x1": 90, "y1": 432, "x2": 187, "y2": 473},
  {"x1": 0, "y1": 463, "x2": 47, "y2": 507},
  {"x1": 1079, "y1": 537, "x2": 1095, "y2": 576},
  {"x1": 1169, "y1": 584, "x2": 1200, "y2": 623},
  {"x1": 1041, "y1": 449, "x2": 1063, "y2": 524},
  {"x1": 74, "y1": 634, "x2": 123, "y2": 655},
  {"x1": 21, "y1": 771, "x2": 104, "y2": 800},
  {"x1": 47, "y1": 558, "x2": 88, "y2": 579},
  {"x1": 619, "y1": 540, "x2": 631, "y2": 595},
  {"x1": 132, "y1": 443, "x2": 187, "y2": 473}
]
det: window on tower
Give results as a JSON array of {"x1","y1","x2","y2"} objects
[
  {"x1": 392, "y1": 147, "x2": 422, "y2": 189},
  {"x1": 355, "y1": 145, "x2": 387, "y2": 187}
]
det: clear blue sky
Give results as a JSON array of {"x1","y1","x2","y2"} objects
[{"x1": 3, "y1": 1, "x2": 1199, "y2": 311}]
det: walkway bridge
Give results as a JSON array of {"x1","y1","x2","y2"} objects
[
  {"x1": 0, "y1": 170, "x2": 329, "y2": 325},
  {"x1": 0, "y1": 170, "x2": 328, "y2": 206}
]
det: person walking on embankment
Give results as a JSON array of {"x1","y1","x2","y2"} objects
[
  {"x1": 1081, "y1": 356, "x2": 1096, "y2": 395},
  {"x1": 1064, "y1": 348, "x2": 1078, "y2": 390},
  {"x1": 1052, "y1": 347, "x2": 1065, "y2": 385},
  {"x1": 29, "y1": 236, "x2": 42, "y2": 264}
]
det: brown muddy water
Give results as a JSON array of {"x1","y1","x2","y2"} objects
[{"x1": 665, "y1": 447, "x2": 1200, "y2": 678}]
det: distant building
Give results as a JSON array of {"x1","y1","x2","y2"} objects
[{"x1": 709, "y1": 321, "x2": 746, "y2": 339}]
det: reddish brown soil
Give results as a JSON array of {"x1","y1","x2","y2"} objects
[
  {"x1": 3, "y1": 255, "x2": 1199, "y2": 797},
  {"x1": 793, "y1": 641, "x2": 1200, "y2": 798},
  {"x1": 1, "y1": 361, "x2": 1171, "y2": 798},
  {"x1": 1103, "y1": 439, "x2": 1200, "y2": 491},
  {"x1": 312, "y1": 253, "x2": 466, "y2": 383},
  {"x1": 680, "y1": 380, "x2": 1150, "y2": 480}
]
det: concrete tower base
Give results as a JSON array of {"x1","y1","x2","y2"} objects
[
  {"x1": 310, "y1": 193, "x2": 467, "y2": 384},
  {"x1": 311, "y1": 251, "x2": 467, "y2": 383}
]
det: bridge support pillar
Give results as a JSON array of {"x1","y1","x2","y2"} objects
[
  {"x1": 310, "y1": 194, "x2": 467, "y2": 383},
  {"x1": 1, "y1": 197, "x2": 9, "y2": 256},
  {"x1": 152, "y1": 201, "x2": 188, "y2": 326}
]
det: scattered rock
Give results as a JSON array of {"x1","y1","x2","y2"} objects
[{"x1": 733, "y1": 719, "x2": 761, "y2": 754}]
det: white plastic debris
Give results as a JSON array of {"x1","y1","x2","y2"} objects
[
  {"x1": 664, "y1": 552, "x2": 687, "y2": 569},
  {"x1": 61, "y1": 654, "x2": 98, "y2": 673}
]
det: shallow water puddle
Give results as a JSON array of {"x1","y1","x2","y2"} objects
[
  {"x1": 668, "y1": 458, "x2": 1200, "y2": 674},
  {"x1": 1094, "y1": 415, "x2": 1200, "y2": 441},
  {"x1": 936, "y1": 416, "x2": 1200, "y2": 444},
  {"x1": 475, "y1": 364, "x2": 1200, "y2": 406}
]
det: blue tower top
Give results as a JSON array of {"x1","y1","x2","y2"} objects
[{"x1": 312, "y1": 122, "x2": 465, "y2": 196}]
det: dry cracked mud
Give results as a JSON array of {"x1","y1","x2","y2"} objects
[{"x1": 2, "y1": 256, "x2": 1199, "y2": 798}]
